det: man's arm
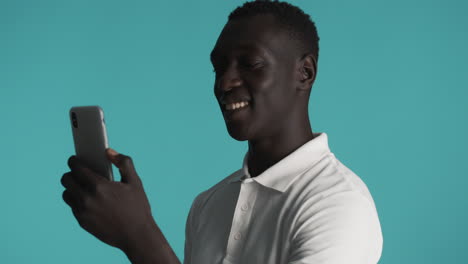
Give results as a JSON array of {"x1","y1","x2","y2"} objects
[
  {"x1": 123, "y1": 218, "x2": 180, "y2": 264},
  {"x1": 61, "y1": 148, "x2": 180, "y2": 264},
  {"x1": 288, "y1": 191, "x2": 383, "y2": 264}
]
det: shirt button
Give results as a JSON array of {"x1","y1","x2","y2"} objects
[
  {"x1": 234, "y1": 232, "x2": 242, "y2": 240},
  {"x1": 241, "y1": 203, "x2": 249, "y2": 211}
]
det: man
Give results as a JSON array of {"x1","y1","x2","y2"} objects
[{"x1": 61, "y1": 1, "x2": 383, "y2": 264}]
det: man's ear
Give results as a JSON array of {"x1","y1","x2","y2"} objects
[{"x1": 297, "y1": 53, "x2": 317, "y2": 91}]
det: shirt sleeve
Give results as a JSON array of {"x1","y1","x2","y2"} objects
[
  {"x1": 183, "y1": 194, "x2": 201, "y2": 264},
  {"x1": 288, "y1": 191, "x2": 383, "y2": 264}
]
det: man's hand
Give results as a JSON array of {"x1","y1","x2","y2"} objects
[{"x1": 61, "y1": 148, "x2": 154, "y2": 251}]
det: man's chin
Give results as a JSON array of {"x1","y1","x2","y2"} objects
[{"x1": 226, "y1": 123, "x2": 251, "y2": 141}]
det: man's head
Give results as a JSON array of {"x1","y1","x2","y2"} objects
[{"x1": 211, "y1": 0, "x2": 320, "y2": 141}]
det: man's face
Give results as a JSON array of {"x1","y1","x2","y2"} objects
[{"x1": 211, "y1": 14, "x2": 299, "y2": 141}]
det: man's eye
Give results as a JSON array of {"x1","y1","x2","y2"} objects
[
  {"x1": 244, "y1": 61, "x2": 263, "y2": 69},
  {"x1": 251, "y1": 62, "x2": 262, "y2": 68}
]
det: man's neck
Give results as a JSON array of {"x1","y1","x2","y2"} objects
[{"x1": 247, "y1": 122, "x2": 315, "y2": 178}]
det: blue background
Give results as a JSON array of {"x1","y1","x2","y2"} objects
[{"x1": 1, "y1": 0, "x2": 467, "y2": 263}]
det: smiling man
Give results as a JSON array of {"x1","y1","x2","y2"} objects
[{"x1": 61, "y1": 1, "x2": 383, "y2": 264}]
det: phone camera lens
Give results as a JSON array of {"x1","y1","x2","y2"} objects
[{"x1": 71, "y1": 112, "x2": 78, "y2": 128}]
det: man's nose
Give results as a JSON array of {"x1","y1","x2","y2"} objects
[{"x1": 219, "y1": 66, "x2": 243, "y2": 92}]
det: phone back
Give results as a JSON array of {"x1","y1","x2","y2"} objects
[{"x1": 69, "y1": 106, "x2": 113, "y2": 181}]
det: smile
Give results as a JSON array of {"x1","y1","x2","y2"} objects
[{"x1": 225, "y1": 101, "x2": 250, "y2": 111}]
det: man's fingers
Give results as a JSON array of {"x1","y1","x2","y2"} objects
[
  {"x1": 61, "y1": 171, "x2": 86, "y2": 196},
  {"x1": 106, "y1": 148, "x2": 141, "y2": 185},
  {"x1": 75, "y1": 167, "x2": 105, "y2": 192},
  {"x1": 61, "y1": 171, "x2": 79, "y2": 189},
  {"x1": 67, "y1": 155, "x2": 81, "y2": 171},
  {"x1": 62, "y1": 189, "x2": 84, "y2": 212},
  {"x1": 62, "y1": 190, "x2": 72, "y2": 206},
  {"x1": 61, "y1": 172, "x2": 88, "y2": 210},
  {"x1": 67, "y1": 156, "x2": 105, "y2": 189}
]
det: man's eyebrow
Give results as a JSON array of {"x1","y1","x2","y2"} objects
[{"x1": 210, "y1": 44, "x2": 267, "y2": 62}]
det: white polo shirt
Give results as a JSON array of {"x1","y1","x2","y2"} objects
[{"x1": 183, "y1": 132, "x2": 383, "y2": 264}]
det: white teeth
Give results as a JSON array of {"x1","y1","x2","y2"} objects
[{"x1": 225, "y1": 101, "x2": 249, "y2": 110}]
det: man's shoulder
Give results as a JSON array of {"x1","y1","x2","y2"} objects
[{"x1": 284, "y1": 152, "x2": 380, "y2": 219}]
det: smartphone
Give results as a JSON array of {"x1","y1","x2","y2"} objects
[{"x1": 69, "y1": 106, "x2": 114, "y2": 181}]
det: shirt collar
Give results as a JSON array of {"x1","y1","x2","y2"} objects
[{"x1": 229, "y1": 132, "x2": 330, "y2": 193}]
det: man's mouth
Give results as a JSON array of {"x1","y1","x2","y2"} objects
[{"x1": 224, "y1": 101, "x2": 250, "y2": 111}]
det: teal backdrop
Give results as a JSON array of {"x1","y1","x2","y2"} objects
[{"x1": 1, "y1": 0, "x2": 467, "y2": 263}]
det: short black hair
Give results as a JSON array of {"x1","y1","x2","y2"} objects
[{"x1": 228, "y1": 0, "x2": 320, "y2": 61}]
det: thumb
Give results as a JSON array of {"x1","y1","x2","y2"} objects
[{"x1": 106, "y1": 148, "x2": 141, "y2": 185}]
